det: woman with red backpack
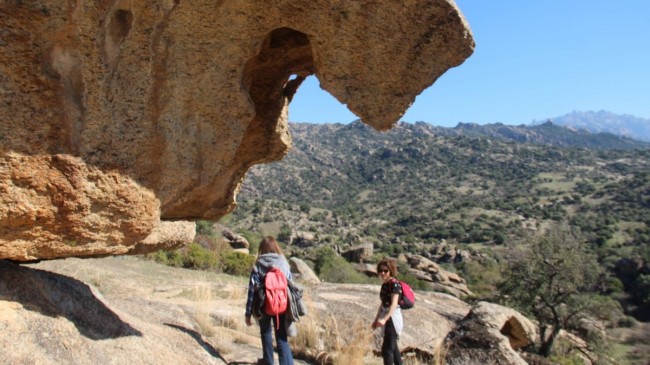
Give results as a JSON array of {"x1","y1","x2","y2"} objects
[
  {"x1": 371, "y1": 258, "x2": 404, "y2": 365},
  {"x1": 245, "y1": 236, "x2": 294, "y2": 365}
]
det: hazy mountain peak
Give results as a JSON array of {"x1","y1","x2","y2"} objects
[{"x1": 532, "y1": 110, "x2": 650, "y2": 142}]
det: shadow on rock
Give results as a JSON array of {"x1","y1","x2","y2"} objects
[
  {"x1": 0, "y1": 260, "x2": 141, "y2": 339},
  {"x1": 164, "y1": 323, "x2": 227, "y2": 363}
]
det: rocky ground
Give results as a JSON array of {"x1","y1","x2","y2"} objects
[{"x1": 1, "y1": 256, "x2": 473, "y2": 365}]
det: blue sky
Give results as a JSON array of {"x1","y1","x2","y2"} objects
[{"x1": 289, "y1": 1, "x2": 650, "y2": 127}]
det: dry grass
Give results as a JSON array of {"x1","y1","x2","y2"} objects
[
  {"x1": 332, "y1": 319, "x2": 374, "y2": 365},
  {"x1": 213, "y1": 333, "x2": 235, "y2": 355},
  {"x1": 190, "y1": 281, "x2": 258, "y2": 357},
  {"x1": 433, "y1": 342, "x2": 450, "y2": 365},
  {"x1": 192, "y1": 283, "x2": 216, "y2": 337},
  {"x1": 227, "y1": 284, "x2": 247, "y2": 301},
  {"x1": 290, "y1": 296, "x2": 322, "y2": 356},
  {"x1": 214, "y1": 313, "x2": 241, "y2": 331},
  {"x1": 289, "y1": 295, "x2": 376, "y2": 364}
]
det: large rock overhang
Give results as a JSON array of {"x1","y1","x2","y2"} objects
[{"x1": 0, "y1": 0, "x2": 474, "y2": 261}]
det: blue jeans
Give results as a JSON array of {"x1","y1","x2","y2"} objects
[{"x1": 258, "y1": 314, "x2": 293, "y2": 365}]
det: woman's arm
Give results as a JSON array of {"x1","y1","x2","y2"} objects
[
  {"x1": 371, "y1": 302, "x2": 384, "y2": 329},
  {"x1": 244, "y1": 270, "x2": 258, "y2": 326},
  {"x1": 375, "y1": 293, "x2": 399, "y2": 327}
]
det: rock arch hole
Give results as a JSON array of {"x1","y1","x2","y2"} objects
[{"x1": 238, "y1": 27, "x2": 315, "y2": 165}]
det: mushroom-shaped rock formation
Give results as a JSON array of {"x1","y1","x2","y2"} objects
[{"x1": 0, "y1": 0, "x2": 474, "y2": 261}]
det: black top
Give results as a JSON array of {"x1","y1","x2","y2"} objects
[{"x1": 379, "y1": 279, "x2": 403, "y2": 307}]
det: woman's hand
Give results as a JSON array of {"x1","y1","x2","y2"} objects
[
  {"x1": 245, "y1": 315, "x2": 252, "y2": 327},
  {"x1": 371, "y1": 318, "x2": 386, "y2": 329}
]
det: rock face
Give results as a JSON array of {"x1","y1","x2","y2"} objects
[
  {"x1": 221, "y1": 228, "x2": 250, "y2": 250},
  {"x1": 1, "y1": 152, "x2": 164, "y2": 260},
  {"x1": 289, "y1": 257, "x2": 320, "y2": 285},
  {"x1": 404, "y1": 254, "x2": 474, "y2": 298},
  {"x1": 446, "y1": 301, "x2": 538, "y2": 365},
  {"x1": 0, "y1": 0, "x2": 474, "y2": 260},
  {"x1": 290, "y1": 231, "x2": 316, "y2": 247},
  {"x1": 341, "y1": 243, "x2": 374, "y2": 263},
  {"x1": 0, "y1": 150, "x2": 196, "y2": 260}
]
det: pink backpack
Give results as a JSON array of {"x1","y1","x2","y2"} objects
[
  {"x1": 264, "y1": 267, "x2": 288, "y2": 327},
  {"x1": 392, "y1": 278, "x2": 415, "y2": 309}
]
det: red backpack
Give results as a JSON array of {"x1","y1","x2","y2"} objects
[
  {"x1": 392, "y1": 279, "x2": 415, "y2": 310},
  {"x1": 263, "y1": 267, "x2": 289, "y2": 327}
]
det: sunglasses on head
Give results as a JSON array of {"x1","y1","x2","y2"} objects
[{"x1": 379, "y1": 269, "x2": 390, "y2": 274}]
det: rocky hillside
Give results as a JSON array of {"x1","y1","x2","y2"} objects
[
  {"x1": 432, "y1": 120, "x2": 650, "y2": 150},
  {"x1": 236, "y1": 121, "x2": 649, "y2": 251}
]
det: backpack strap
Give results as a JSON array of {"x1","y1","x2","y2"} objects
[
  {"x1": 389, "y1": 278, "x2": 405, "y2": 303},
  {"x1": 389, "y1": 278, "x2": 401, "y2": 290}
]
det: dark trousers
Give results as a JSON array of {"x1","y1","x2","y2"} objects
[
  {"x1": 382, "y1": 318, "x2": 402, "y2": 365},
  {"x1": 258, "y1": 314, "x2": 293, "y2": 365}
]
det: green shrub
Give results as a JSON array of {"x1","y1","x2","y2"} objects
[
  {"x1": 313, "y1": 246, "x2": 338, "y2": 276},
  {"x1": 314, "y1": 246, "x2": 374, "y2": 284},
  {"x1": 149, "y1": 249, "x2": 184, "y2": 267},
  {"x1": 150, "y1": 250, "x2": 169, "y2": 265},
  {"x1": 183, "y1": 242, "x2": 219, "y2": 270},
  {"x1": 240, "y1": 230, "x2": 263, "y2": 254},
  {"x1": 277, "y1": 224, "x2": 292, "y2": 245},
  {"x1": 397, "y1": 270, "x2": 430, "y2": 291},
  {"x1": 222, "y1": 251, "x2": 256, "y2": 276},
  {"x1": 458, "y1": 260, "x2": 503, "y2": 298},
  {"x1": 196, "y1": 220, "x2": 216, "y2": 236},
  {"x1": 320, "y1": 261, "x2": 373, "y2": 284},
  {"x1": 617, "y1": 315, "x2": 636, "y2": 328},
  {"x1": 548, "y1": 353, "x2": 586, "y2": 365}
]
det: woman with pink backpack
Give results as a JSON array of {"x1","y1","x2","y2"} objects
[
  {"x1": 245, "y1": 236, "x2": 294, "y2": 365},
  {"x1": 371, "y1": 258, "x2": 405, "y2": 365}
]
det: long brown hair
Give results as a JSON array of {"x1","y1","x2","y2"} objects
[{"x1": 257, "y1": 236, "x2": 283, "y2": 257}]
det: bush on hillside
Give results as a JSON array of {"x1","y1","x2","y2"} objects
[
  {"x1": 148, "y1": 241, "x2": 254, "y2": 277},
  {"x1": 151, "y1": 249, "x2": 184, "y2": 267},
  {"x1": 240, "y1": 229, "x2": 263, "y2": 254},
  {"x1": 148, "y1": 243, "x2": 218, "y2": 270},
  {"x1": 314, "y1": 247, "x2": 375, "y2": 284},
  {"x1": 222, "y1": 251, "x2": 256, "y2": 276},
  {"x1": 196, "y1": 220, "x2": 216, "y2": 236},
  {"x1": 457, "y1": 260, "x2": 503, "y2": 298},
  {"x1": 277, "y1": 224, "x2": 292, "y2": 245},
  {"x1": 183, "y1": 242, "x2": 219, "y2": 270}
]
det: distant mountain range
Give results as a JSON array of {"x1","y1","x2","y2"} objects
[
  {"x1": 531, "y1": 110, "x2": 650, "y2": 143},
  {"x1": 410, "y1": 110, "x2": 649, "y2": 150},
  {"x1": 427, "y1": 120, "x2": 649, "y2": 150}
]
